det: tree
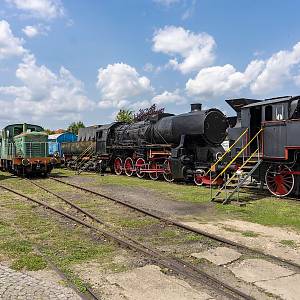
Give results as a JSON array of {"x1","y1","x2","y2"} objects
[
  {"x1": 67, "y1": 121, "x2": 85, "y2": 135},
  {"x1": 115, "y1": 109, "x2": 134, "y2": 123},
  {"x1": 44, "y1": 129, "x2": 56, "y2": 135},
  {"x1": 134, "y1": 104, "x2": 165, "y2": 122}
]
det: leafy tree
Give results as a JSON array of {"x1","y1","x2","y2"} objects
[
  {"x1": 134, "y1": 104, "x2": 164, "y2": 122},
  {"x1": 67, "y1": 121, "x2": 85, "y2": 134},
  {"x1": 44, "y1": 129, "x2": 56, "y2": 135},
  {"x1": 115, "y1": 109, "x2": 134, "y2": 123}
]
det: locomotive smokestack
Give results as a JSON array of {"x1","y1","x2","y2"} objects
[{"x1": 190, "y1": 103, "x2": 202, "y2": 112}]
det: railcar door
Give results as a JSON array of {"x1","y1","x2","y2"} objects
[{"x1": 249, "y1": 107, "x2": 262, "y2": 153}]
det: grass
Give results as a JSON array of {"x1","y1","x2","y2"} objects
[
  {"x1": 280, "y1": 240, "x2": 298, "y2": 248},
  {"x1": 0, "y1": 183, "x2": 117, "y2": 292},
  {"x1": 241, "y1": 231, "x2": 260, "y2": 237},
  {"x1": 12, "y1": 254, "x2": 47, "y2": 271},
  {"x1": 116, "y1": 217, "x2": 158, "y2": 229}
]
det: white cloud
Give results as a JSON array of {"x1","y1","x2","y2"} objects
[
  {"x1": 152, "y1": 26, "x2": 216, "y2": 74},
  {"x1": 97, "y1": 63, "x2": 153, "y2": 108},
  {"x1": 6, "y1": 0, "x2": 64, "y2": 20},
  {"x1": 22, "y1": 24, "x2": 49, "y2": 38},
  {"x1": 186, "y1": 61, "x2": 264, "y2": 98},
  {"x1": 151, "y1": 89, "x2": 186, "y2": 105},
  {"x1": 250, "y1": 42, "x2": 300, "y2": 95},
  {"x1": 0, "y1": 53, "x2": 93, "y2": 121},
  {"x1": 153, "y1": 0, "x2": 180, "y2": 6},
  {"x1": 0, "y1": 20, "x2": 25, "y2": 59}
]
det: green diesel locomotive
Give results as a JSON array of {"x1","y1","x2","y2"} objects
[{"x1": 0, "y1": 123, "x2": 57, "y2": 176}]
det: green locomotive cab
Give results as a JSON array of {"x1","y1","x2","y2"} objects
[{"x1": 0, "y1": 123, "x2": 56, "y2": 176}]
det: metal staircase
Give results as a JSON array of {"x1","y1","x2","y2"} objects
[
  {"x1": 210, "y1": 128, "x2": 263, "y2": 204},
  {"x1": 74, "y1": 144, "x2": 95, "y2": 174}
]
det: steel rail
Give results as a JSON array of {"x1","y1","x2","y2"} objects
[
  {"x1": 49, "y1": 176, "x2": 300, "y2": 271},
  {"x1": 1, "y1": 182, "x2": 254, "y2": 300}
]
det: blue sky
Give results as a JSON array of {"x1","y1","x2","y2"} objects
[{"x1": 1, "y1": 0, "x2": 300, "y2": 129}]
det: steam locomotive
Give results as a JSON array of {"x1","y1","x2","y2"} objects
[{"x1": 62, "y1": 104, "x2": 228, "y2": 184}]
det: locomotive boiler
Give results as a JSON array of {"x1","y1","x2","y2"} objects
[{"x1": 96, "y1": 103, "x2": 228, "y2": 184}]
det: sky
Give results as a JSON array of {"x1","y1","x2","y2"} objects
[{"x1": 1, "y1": 0, "x2": 300, "y2": 129}]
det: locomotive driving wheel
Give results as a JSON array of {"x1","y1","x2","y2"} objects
[
  {"x1": 124, "y1": 157, "x2": 135, "y2": 177},
  {"x1": 135, "y1": 158, "x2": 145, "y2": 178},
  {"x1": 265, "y1": 164, "x2": 295, "y2": 197},
  {"x1": 163, "y1": 159, "x2": 174, "y2": 182},
  {"x1": 114, "y1": 157, "x2": 123, "y2": 175},
  {"x1": 194, "y1": 169, "x2": 205, "y2": 186},
  {"x1": 149, "y1": 162, "x2": 159, "y2": 180}
]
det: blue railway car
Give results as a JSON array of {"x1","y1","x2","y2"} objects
[{"x1": 48, "y1": 132, "x2": 77, "y2": 157}]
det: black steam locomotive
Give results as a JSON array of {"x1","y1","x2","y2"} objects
[{"x1": 63, "y1": 104, "x2": 228, "y2": 184}]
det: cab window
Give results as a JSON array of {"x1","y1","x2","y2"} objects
[{"x1": 265, "y1": 105, "x2": 273, "y2": 121}]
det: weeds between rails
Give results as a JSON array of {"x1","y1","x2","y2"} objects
[
  {"x1": 48, "y1": 176, "x2": 300, "y2": 271},
  {"x1": 0, "y1": 179, "x2": 254, "y2": 300}
]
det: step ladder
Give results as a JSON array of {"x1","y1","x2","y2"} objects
[
  {"x1": 212, "y1": 149, "x2": 262, "y2": 204},
  {"x1": 209, "y1": 128, "x2": 263, "y2": 204},
  {"x1": 74, "y1": 144, "x2": 95, "y2": 175}
]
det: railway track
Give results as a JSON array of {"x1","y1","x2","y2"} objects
[
  {"x1": 0, "y1": 179, "x2": 256, "y2": 300},
  {"x1": 49, "y1": 176, "x2": 300, "y2": 271}
]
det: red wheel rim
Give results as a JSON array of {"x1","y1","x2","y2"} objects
[
  {"x1": 114, "y1": 157, "x2": 122, "y2": 175},
  {"x1": 194, "y1": 174, "x2": 203, "y2": 186},
  {"x1": 149, "y1": 162, "x2": 159, "y2": 180},
  {"x1": 265, "y1": 165, "x2": 294, "y2": 197},
  {"x1": 136, "y1": 158, "x2": 145, "y2": 178},
  {"x1": 163, "y1": 159, "x2": 174, "y2": 182},
  {"x1": 124, "y1": 157, "x2": 134, "y2": 177}
]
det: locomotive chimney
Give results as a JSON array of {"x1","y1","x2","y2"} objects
[{"x1": 190, "y1": 103, "x2": 202, "y2": 112}]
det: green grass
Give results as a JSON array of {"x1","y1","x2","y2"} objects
[
  {"x1": 160, "y1": 229, "x2": 180, "y2": 238},
  {"x1": 12, "y1": 254, "x2": 47, "y2": 271},
  {"x1": 241, "y1": 231, "x2": 260, "y2": 237},
  {"x1": 185, "y1": 233, "x2": 204, "y2": 242},
  {"x1": 280, "y1": 240, "x2": 298, "y2": 248}
]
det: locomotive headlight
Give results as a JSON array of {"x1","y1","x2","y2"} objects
[{"x1": 22, "y1": 158, "x2": 30, "y2": 166}]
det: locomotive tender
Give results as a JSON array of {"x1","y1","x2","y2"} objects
[
  {"x1": 0, "y1": 123, "x2": 56, "y2": 176},
  {"x1": 95, "y1": 103, "x2": 228, "y2": 183}
]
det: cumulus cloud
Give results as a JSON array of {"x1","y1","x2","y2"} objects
[
  {"x1": 0, "y1": 20, "x2": 25, "y2": 59},
  {"x1": 152, "y1": 26, "x2": 216, "y2": 74},
  {"x1": 6, "y1": 0, "x2": 64, "y2": 20},
  {"x1": 22, "y1": 24, "x2": 49, "y2": 38},
  {"x1": 97, "y1": 63, "x2": 153, "y2": 108},
  {"x1": 0, "y1": 53, "x2": 93, "y2": 121},
  {"x1": 250, "y1": 42, "x2": 300, "y2": 95},
  {"x1": 186, "y1": 61, "x2": 264, "y2": 98},
  {"x1": 151, "y1": 89, "x2": 186, "y2": 105}
]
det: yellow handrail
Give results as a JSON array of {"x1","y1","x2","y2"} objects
[
  {"x1": 204, "y1": 127, "x2": 249, "y2": 176},
  {"x1": 224, "y1": 148, "x2": 259, "y2": 187},
  {"x1": 212, "y1": 128, "x2": 263, "y2": 183}
]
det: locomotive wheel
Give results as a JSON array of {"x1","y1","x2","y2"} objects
[
  {"x1": 124, "y1": 157, "x2": 135, "y2": 177},
  {"x1": 114, "y1": 157, "x2": 123, "y2": 175},
  {"x1": 149, "y1": 162, "x2": 159, "y2": 180},
  {"x1": 194, "y1": 169, "x2": 205, "y2": 186},
  {"x1": 163, "y1": 159, "x2": 174, "y2": 182},
  {"x1": 265, "y1": 164, "x2": 295, "y2": 197},
  {"x1": 135, "y1": 158, "x2": 145, "y2": 178}
]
